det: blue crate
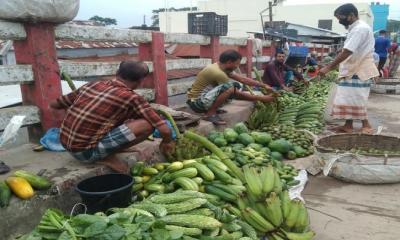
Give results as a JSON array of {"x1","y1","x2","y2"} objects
[{"x1": 288, "y1": 46, "x2": 308, "y2": 57}]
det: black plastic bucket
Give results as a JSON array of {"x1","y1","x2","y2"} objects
[{"x1": 75, "y1": 173, "x2": 134, "y2": 213}]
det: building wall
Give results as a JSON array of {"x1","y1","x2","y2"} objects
[
  {"x1": 160, "y1": 0, "x2": 268, "y2": 37},
  {"x1": 159, "y1": 1, "x2": 374, "y2": 37},
  {"x1": 272, "y1": 3, "x2": 373, "y2": 34},
  {"x1": 370, "y1": 2, "x2": 389, "y2": 32},
  {"x1": 159, "y1": 11, "x2": 190, "y2": 33}
]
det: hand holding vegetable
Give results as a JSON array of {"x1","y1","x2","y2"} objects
[
  {"x1": 283, "y1": 86, "x2": 293, "y2": 92},
  {"x1": 261, "y1": 83, "x2": 274, "y2": 92},
  {"x1": 318, "y1": 66, "x2": 330, "y2": 77},
  {"x1": 160, "y1": 139, "x2": 176, "y2": 156}
]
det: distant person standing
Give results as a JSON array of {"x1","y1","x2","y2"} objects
[
  {"x1": 374, "y1": 30, "x2": 391, "y2": 77},
  {"x1": 389, "y1": 40, "x2": 400, "y2": 77},
  {"x1": 389, "y1": 39, "x2": 398, "y2": 58}
]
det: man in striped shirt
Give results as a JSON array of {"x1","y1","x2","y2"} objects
[{"x1": 50, "y1": 61, "x2": 175, "y2": 173}]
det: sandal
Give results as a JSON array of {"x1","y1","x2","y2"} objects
[
  {"x1": 203, "y1": 115, "x2": 227, "y2": 125},
  {"x1": 0, "y1": 161, "x2": 10, "y2": 175}
]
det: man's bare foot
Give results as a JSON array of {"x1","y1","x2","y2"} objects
[
  {"x1": 360, "y1": 127, "x2": 374, "y2": 134},
  {"x1": 98, "y1": 156, "x2": 129, "y2": 174},
  {"x1": 330, "y1": 125, "x2": 353, "y2": 133}
]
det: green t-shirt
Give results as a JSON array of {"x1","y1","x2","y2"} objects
[{"x1": 187, "y1": 63, "x2": 230, "y2": 99}]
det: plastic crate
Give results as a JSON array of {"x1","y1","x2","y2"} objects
[
  {"x1": 288, "y1": 46, "x2": 309, "y2": 57},
  {"x1": 188, "y1": 12, "x2": 228, "y2": 36},
  {"x1": 285, "y1": 55, "x2": 307, "y2": 68}
]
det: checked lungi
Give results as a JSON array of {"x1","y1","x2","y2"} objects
[{"x1": 331, "y1": 78, "x2": 372, "y2": 120}]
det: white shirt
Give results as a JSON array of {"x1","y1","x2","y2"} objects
[
  {"x1": 252, "y1": 38, "x2": 262, "y2": 57},
  {"x1": 339, "y1": 20, "x2": 379, "y2": 80}
]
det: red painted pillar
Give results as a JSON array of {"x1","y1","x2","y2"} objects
[
  {"x1": 151, "y1": 32, "x2": 168, "y2": 105},
  {"x1": 138, "y1": 42, "x2": 154, "y2": 88},
  {"x1": 13, "y1": 23, "x2": 63, "y2": 133},
  {"x1": 238, "y1": 39, "x2": 253, "y2": 78},
  {"x1": 138, "y1": 33, "x2": 168, "y2": 105},
  {"x1": 200, "y1": 36, "x2": 220, "y2": 63}
]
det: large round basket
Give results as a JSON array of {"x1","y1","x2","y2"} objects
[
  {"x1": 315, "y1": 134, "x2": 400, "y2": 184},
  {"x1": 371, "y1": 78, "x2": 400, "y2": 95}
]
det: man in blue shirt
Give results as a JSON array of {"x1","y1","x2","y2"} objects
[{"x1": 374, "y1": 30, "x2": 391, "y2": 77}]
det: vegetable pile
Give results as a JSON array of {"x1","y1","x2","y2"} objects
[
  {"x1": 248, "y1": 75, "x2": 334, "y2": 134},
  {"x1": 21, "y1": 191, "x2": 252, "y2": 240},
  {"x1": 0, "y1": 170, "x2": 52, "y2": 208},
  {"x1": 209, "y1": 122, "x2": 314, "y2": 161},
  {"x1": 22, "y1": 131, "x2": 314, "y2": 240},
  {"x1": 19, "y1": 71, "x2": 338, "y2": 240}
]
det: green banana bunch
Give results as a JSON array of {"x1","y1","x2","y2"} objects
[
  {"x1": 264, "y1": 192, "x2": 283, "y2": 227},
  {"x1": 280, "y1": 190, "x2": 291, "y2": 219},
  {"x1": 282, "y1": 230, "x2": 316, "y2": 240},
  {"x1": 269, "y1": 232, "x2": 286, "y2": 240},
  {"x1": 268, "y1": 230, "x2": 316, "y2": 240},
  {"x1": 241, "y1": 207, "x2": 276, "y2": 233},
  {"x1": 293, "y1": 201, "x2": 310, "y2": 233},
  {"x1": 243, "y1": 165, "x2": 263, "y2": 198},
  {"x1": 284, "y1": 199, "x2": 301, "y2": 230},
  {"x1": 272, "y1": 168, "x2": 283, "y2": 194},
  {"x1": 260, "y1": 165, "x2": 275, "y2": 195}
]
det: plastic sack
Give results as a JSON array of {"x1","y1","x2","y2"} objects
[
  {"x1": 288, "y1": 170, "x2": 308, "y2": 202},
  {"x1": 152, "y1": 120, "x2": 177, "y2": 140},
  {"x1": 0, "y1": 0, "x2": 79, "y2": 23},
  {"x1": 0, "y1": 115, "x2": 26, "y2": 147},
  {"x1": 322, "y1": 153, "x2": 400, "y2": 184},
  {"x1": 40, "y1": 128, "x2": 65, "y2": 152}
]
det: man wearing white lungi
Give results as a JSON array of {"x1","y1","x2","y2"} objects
[{"x1": 319, "y1": 3, "x2": 379, "y2": 134}]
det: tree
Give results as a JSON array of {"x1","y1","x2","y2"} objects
[
  {"x1": 89, "y1": 15, "x2": 117, "y2": 26},
  {"x1": 151, "y1": 7, "x2": 197, "y2": 27}
]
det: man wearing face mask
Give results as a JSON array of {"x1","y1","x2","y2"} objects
[
  {"x1": 187, "y1": 50, "x2": 275, "y2": 125},
  {"x1": 319, "y1": 3, "x2": 379, "y2": 134}
]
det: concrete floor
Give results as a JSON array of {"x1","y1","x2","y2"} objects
[
  {"x1": 304, "y1": 93, "x2": 400, "y2": 240},
  {"x1": 367, "y1": 94, "x2": 400, "y2": 135},
  {"x1": 304, "y1": 175, "x2": 400, "y2": 240}
]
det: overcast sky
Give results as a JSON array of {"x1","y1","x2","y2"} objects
[{"x1": 75, "y1": 0, "x2": 400, "y2": 28}]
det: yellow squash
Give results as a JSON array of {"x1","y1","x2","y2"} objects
[{"x1": 6, "y1": 177, "x2": 34, "y2": 199}]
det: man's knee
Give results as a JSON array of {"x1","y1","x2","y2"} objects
[{"x1": 125, "y1": 119, "x2": 154, "y2": 137}]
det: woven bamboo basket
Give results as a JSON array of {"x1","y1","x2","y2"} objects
[{"x1": 315, "y1": 134, "x2": 400, "y2": 184}]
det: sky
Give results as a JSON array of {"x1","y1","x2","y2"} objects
[{"x1": 75, "y1": 0, "x2": 400, "y2": 28}]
